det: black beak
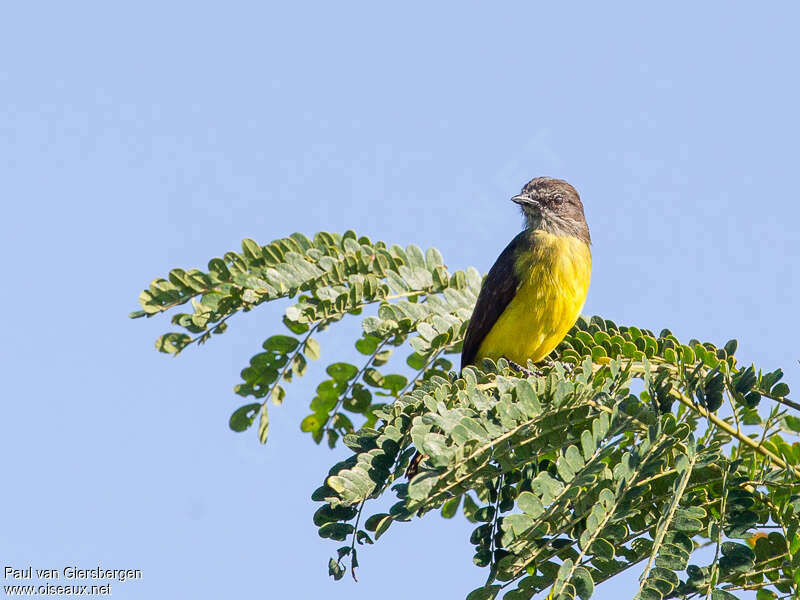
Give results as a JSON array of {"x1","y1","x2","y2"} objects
[{"x1": 511, "y1": 194, "x2": 539, "y2": 207}]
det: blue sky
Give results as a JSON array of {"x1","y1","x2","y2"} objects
[{"x1": 2, "y1": 2, "x2": 798, "y2": 598}]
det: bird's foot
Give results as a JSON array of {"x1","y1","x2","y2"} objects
[
  {"x1": 504, "y1": 358, "x2": 542, "y2": 377},
  {"x1": 503, "y1": 358, "x2": 576, "y2": 378},
  {"x1": 538, "y1": 359, "x2": 576, "y2": 376}
]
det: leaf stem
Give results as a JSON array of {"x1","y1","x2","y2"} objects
[
  {"x1": 321, "y1": 337, "x2": 391, "y2": 434},
  {"x1": 674, "y1": 391, "x2": 800, "y2": 478},
  {"x1": 705, "y1": 454, "x2": 728, "y2": 600},
  {"x1": 265, "y1": 323, "x2": 320, "y2": 408},
  {"x1": 349, "y1": 500, "x2": 365, "y2": 582}
]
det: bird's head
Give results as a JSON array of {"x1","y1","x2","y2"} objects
[{"x1": 512, "y1": 177, "x2": 590, "y2": 243}]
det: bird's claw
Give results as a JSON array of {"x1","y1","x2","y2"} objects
[
  {"x1": 541, "y1": 359, "x2": 576, "y2": 375},
  {"x1": 503, "y1": 358, "x2": 575, "y2": 378},
  {"x1": 505, "y1": 358, "x2": 542, "y2": 377}
]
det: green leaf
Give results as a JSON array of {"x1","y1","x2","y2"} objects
[
  {"x1": 155, "y1": 332, "x2": 191, "y2": 354},
  {"x1": 474, "y1": 506, "x2": 495, "y2": 522},
  {"x1": 591, "y1": 345, "x2": 607, "y2": 362},
  {"x1": 572, "y1": 566, "x2": 594, "y2": 600},
  {"x1": 385, "y1": 270, "x2": 409, "y2": 292},
  {"x1": 326, "y1": 362, "x2": 359, "y2": 382},
  {"x1": 580, "y1": 429, "x2": 595, "y2": 461},
  {"x1": 472, "y1": 548, "x2": 491, "y2": 568},
  {"x1": 313, "y1": 504, "x2": 357, "y2": 526},
  {"x1": 241, "y1": 238, "x2": 263, "y2": 261},
  {"x1": 564, "y1": 445, "x2": 584, "y2": 471},
  {"x1": 328, "y1": 557, "x2": 345, "y2": 580},
  {"x1": 257, "y1": 403, "x2": 269, "y2": 443},
  {"x1": 517, "y1": 491, "x2": 545, "y2": 518},
  {"x1": 301, "y1": 413, "x2": 323, "y2": 433},
  {"x1": 372, "y1": 349, "x2": 393, "y2": 366},
  {"x1": 283, "y1": 315, "x2": 309, "y2": 334},
  {"x1": 515, "y1": 379, "x2": 542, "y2": 416},
  {"x1": 263, "y1": 334, "x2": 299, "y2": 353},
  {"x1": 772, "y1": 382, "x2": 790, "y2": 397},
  {"x1": 719, "y1": 541, "x2": 755, "y2": 574},
  {"x1": 364, "y1": 513, "x2": 390, "y2": 532},
  {"x1": 791, "y1": 532, "x2": 800, "y2": 554},
  {"x1": 343, "y1": 385, "x2": 371, "y2": 413},
  {"x1": 355, "y1": 335, "x2": 381, "y2": 355},
  {"x1": 374, "y1": 515, "x2": 392, "y2": 539},
  {"x1": 785, "y1": 415, "x2": 800, "y2": 432},
  {"x1": 503, "y1": 513, "x2": 534, "y2": 536},
  {"x1": 305, "y1": 337, "x2": 321, "y2": 360},
  {"x1": 408, "y1": 471, "x2": 439, "y2": 501},
  {"x1": 381, "y1": 374, "x2": 408, "y2": 394},
  {"x1": 271, "y1": 384, "x2": 285, "y2": 406},
  {"x1": 591, "y1": 538, "x2": 614, "y2": 560},
  {"x1": 318, "y1": 522, "x2": 353, "y2": 541},
  {"x1": 363, "y1": 368, "x2": 384, "y2": 387},
  {"x1": 465, "y1": 585, "x2": 500, "y2": 600},
  {"x1": 672, "y1": 515, "x2": 703, "y2": 532},
  {"x1": 417, "y1": 322, "x2": 437, "y2": 341},
  {"x1": 425, "y1": 247, "x2": 444, "y2": 269},
  {"x1": 441, "y1": 495, "x2": 461, "y2": 519},
  {"x1": 229, "y1": 403, "x2": 261, "y2": 432},
  {"x1": 291, "y1": 353, "x2": 307, "y2": 377},
  {"x1": 407, "y1": 352, "x2": 426, "y2": 370},
  {"x1": 556, "y1": 454, "x2": 576, "y2": 483},
  {"x1": 463, "y1": 493, "x2": 480, "y2": 522}
]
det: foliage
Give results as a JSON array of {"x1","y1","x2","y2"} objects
[{"x1": 133, "y1": 231, "x2": 800, "y2": 599}]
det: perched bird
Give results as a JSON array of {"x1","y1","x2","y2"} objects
[
  {"x1": 407, "y1": 177, "x2": 591, "y2": 479},
  {"x1": 460, "y1": 177, "x2": 591, "y2": 371}
]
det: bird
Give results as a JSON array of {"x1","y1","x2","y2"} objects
[
  {"x1": 460, "y1": 176, "x2": 591, "y2": 372},
  {"x1": 407, "y1": 177, "x2": 591, "y2": 480}
]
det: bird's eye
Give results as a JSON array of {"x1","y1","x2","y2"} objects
[{"x1": 552, "y1": 195, "x2": 564, "y2": 205}]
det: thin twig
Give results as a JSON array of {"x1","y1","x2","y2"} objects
[
  {"x1": 349, "y1": 500, "x2": 366, "y2": 582},
  {"x1": 673, "y1": 392, "x2": 800, "y2": 478},
  {"x1": 262, "y1": 322, "x2": 321, "y2": 410},
  {"x1": 321, "y1": 338, "x2": 391, "y2": 433}
]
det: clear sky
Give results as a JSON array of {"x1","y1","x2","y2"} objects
[{"x1": 2, "y1": 2, "x2": 798, "y2": 599}]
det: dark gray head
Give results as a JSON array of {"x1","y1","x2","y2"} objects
[{"x1": 512, "y1": 177, "x2": 590, "y2": 244}]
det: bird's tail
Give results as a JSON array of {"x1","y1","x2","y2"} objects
[{"x1": 405, "y1": 451, "x2": 424, "y2": 479}]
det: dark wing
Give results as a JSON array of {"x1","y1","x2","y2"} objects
[{"x1": 460, "y1": 231, "x2": 528, "y2": 370}]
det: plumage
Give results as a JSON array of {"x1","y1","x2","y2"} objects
[
  {"x1": 462, "y1": 231, "x2": 591, "y2": 369},
  {"x1": 459, "y1": 231, "x2": 525, "y2": 368},
  {"x1": 460, "y1": 177, "x2": 592, "y2": 371}
]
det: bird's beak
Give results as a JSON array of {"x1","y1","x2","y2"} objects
[{"x1": 511, "y1": 194, "x2": 539, "y2": 207}]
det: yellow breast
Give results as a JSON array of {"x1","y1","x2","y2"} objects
[{"x1": 475, "y1": 231, "x2": 591, "y2": 366}]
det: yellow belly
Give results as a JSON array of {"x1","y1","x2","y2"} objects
[{"x1": 475, "y1": 231, "x2": 591, "y2": 365}]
